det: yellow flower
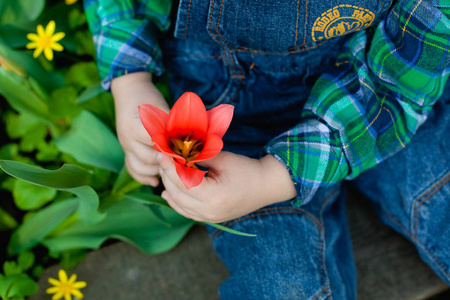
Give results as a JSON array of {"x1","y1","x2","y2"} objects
[
  {"x1": 65, "y1": 0, "x2": 79, "y2": 5},
  {"x1": 46, "y1": 269, "x2": 87, "y2": 300},
  {"x1": 26, "y1": 21, "x2": 65, "y2": 61}
]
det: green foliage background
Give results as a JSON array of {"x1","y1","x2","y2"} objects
[{"x1": 0, "y1": 0, "x2": 192, "y2": 298}]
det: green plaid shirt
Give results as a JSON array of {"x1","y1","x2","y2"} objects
[{"x1": 85, "y1": 0, "x2": 450, "y2": 205}]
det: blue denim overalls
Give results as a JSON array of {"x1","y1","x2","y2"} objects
[{"x1": 161, "y1": 1, "x2": 450, "y2": 299}]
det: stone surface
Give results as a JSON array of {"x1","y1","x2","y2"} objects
[{"x1": 30, "y1": 189, "x2": 449, "y2": 300}]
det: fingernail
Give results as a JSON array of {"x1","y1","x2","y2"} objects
[
  {"x1": 161, "y1": 191, "x2": 168, "y2": 201},
  {"x1": 159, "y1": 167, "x2": 163, "y2": 175},
  {"x1": 156, "y1": 153, "x2": 162, "y2": 163}
]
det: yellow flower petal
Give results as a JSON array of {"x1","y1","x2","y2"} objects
[
  {"x1": 51, "y1": 43, "x2": 64, "y2": 52},
  {"x1": 27, "y1": 33, "x2": 39, "y2": 42},
  {"x1": 46, "y1": 20, "x2": 56, "y2": 36},
  {"x1": 52, "y1": 292, "x2": 64, "y2": 300},
  {"x1": 72, "y1": 281, "x2": 87, "y2": 289},
  {"x1": 58, "y1": 270, "x2": 68, "y2": 283},
  {"x1": 48, "y1": 278, "x2": 61, "y2": 286},
  {"x1": 71, "y1": 289, "x2": 84, "y2": 298},
  {"x1": 51, "y1": 32, "x2": 65, "y2": 43},
  {"x1": 26, "y1": 42, "x2": 38, "y2": 49},
  {"x1": 33, "y1": 47, "x2": 43, "y2": 58},
  {"x1": 68, "y1": 274, "x2": 77, "y2": 283},
  {"x1": 44, "y1": 47, "x2": 54, "y2": 60},
  {"x1": 46, "y1": 287, "x2": 61, "y2": 294},
  {"x1": 37, "y1": 24, "x2": 45, "y2": 37},
  {"x1": 64, "y1": 294, "x2": 71, "y2": 300}
]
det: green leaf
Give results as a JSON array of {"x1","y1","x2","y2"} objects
[
  {"x1": 76, "y1": 82, "x2": 104, "y2": 104},
  {"x1": 0, "y1": 67, "x2": 50, "y2": 123},
  {"x1": 19, "y1": 124, "x2": 47, "y2": 153},
  {"x1": 12, "y1": 180, "x2": 57, "y2": 211},
  {"x1": 3, "y1": 261, "x2": 21, "y2": 276},
  {"x1": 43, "y1": 198, "x2": 195, "y2": 255},
  {"x1": 3, "y1": 274, "x2": 38, "y2": 298},
  {"x1": 65, "y1": 62, "x2": 100, "y2": 90},
  {"x1": 111, "y1": 166, "x2": 141, "y2": 195},
  {"x1": 0, "y1": 0, "x2": 45, "y2": 24},
  {"x1": 55, "y1": 110, "x2": 124, "y2": 173},
  {"x1": 8, "y1": 198, "x2": 79, "y2": 255},
  {"x1": 48, "y1": 87, "x2": 82, "y2": 120},
  {"x1": 17, "y1": 252, "x2": 34, "y2": 271},
  {"x1": 0, "y1": 161, "x2": 105, "y2": 229},
  {"x1": 4, "y1": 112, "x2": 41, "y2": 139},
  {"x1": 0, "y1": 207, "x2": 17, "y2": 231},
  {"x1": 0, "y1": 43, "x2": 65, "y2": 92},
  {"x1": 0, "y1": 160, "x2": 91, "y2": 188},
  {"x1": 204, "y1": 222, "x2": 257, "y2": 237}
]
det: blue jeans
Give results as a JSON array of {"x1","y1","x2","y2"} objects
[{"x1": 162, "y1": 1, "x2": 450, "y2": 298}]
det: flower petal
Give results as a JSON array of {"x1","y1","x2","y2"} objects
[
  {"x1": 51, "y1": 43, "x2": 64, "y2": 51},
  {"x1": 206, "y1": 104, "x2": 234, "y2": 138},
  {"x1": 64, "y1": 294, "x2": 71, "y2": 300},
  {"x1": 139, "y1": 104, "x2": 168, "y2": 139},
  {"x1": 167, "y1": 92, "x2": 208, "y2": 140},
  {"x1": 72, "y1": 289, "x2": 84, "y2": 298},
  {"x1": 51, "y1": 32, "x2": 65, "y2": 42},
  {"x1": 26, "y1": 42, "x2": 38, "y2": 49},
  {"x1": 48, "y1": 278, "x2": 61, "y2": 286},
  {"x1": 37, "y1": 24, "x2": 45, "y2": 37},
  {"x1": 68, "y1": 274, "x2": 77, "y2": 283},
  {"x1": 153, "y1": 139, "x2": 187, "y2": 165},
  {"x1": 58, "y1": 270, "x2": 68, "y2": 282},
  {"x1": 174, "y1": 162, "x2": 207, "y2": 189},
  {"x1": 187, "y1": 134, "x2": 223, "y2": 167},
  {"x1": 73, "y1": 281, "x2": 87, "y2": 289},
  {"x1": 33, "y1": 47, "x2": 43, "y2": 58},
  {"x1": 46, "y1": 20, "x2": 56, "y2": 36},
  {"x1": 27, "y1": 33, "x2": 39, "y2": 42},
  {"x1": 46, "y1": 287, "x2": 60, "y2": 294},
  {"x1": 52, "y1": 292, "x2": 64, "y2": 300},
  {"x1": 44, "y1": 47, "x2": 54, "y2": 61}
]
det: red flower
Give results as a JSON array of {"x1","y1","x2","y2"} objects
[{"x1": 138, "y1": 92, "x2": 234, "y2": 189}]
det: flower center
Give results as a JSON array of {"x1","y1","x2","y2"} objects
[
  {"x1": 170, "y1": 132, "x2": 204, "y2": 165},
  {"x1": 37, "y1": 35, "x2": 52, "y2": 48},
  {"x1": 58, "y1": 282, "x2": 74, "y2": 295}
]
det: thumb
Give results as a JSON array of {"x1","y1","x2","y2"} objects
[{"x1": 195, "y1": 151, "x2": 230, "y2": 170}]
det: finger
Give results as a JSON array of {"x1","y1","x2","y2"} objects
[
  {"x1": 159, "y1": 164, "x2": 205, "y2": 215},
  {"x1": 158, "y1": 153, "x2": 195, "y2": 191},
  {"x1": 161, "y1": 190, "x2": 203, "y2": 221},
  {"x1": 125, "y1": 154, "x2": 160, "y2": 186},
  {"x1": 129, "y1": 141, "x2": 160, "y2": 166}
]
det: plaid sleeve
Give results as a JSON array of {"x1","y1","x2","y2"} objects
[
  {"x1": 83, "y1": 0, "x2": 171, "y2": 90},
  {"x1": 265, "y1": 0, "x2": 450, "y2": 206}
]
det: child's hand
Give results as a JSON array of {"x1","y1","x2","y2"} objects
[
  {"x1": 158, "y1": 152, "x2": 297, "y2": 223},
  {"x1": 111, "y1": 72, "x2": 170, "y2": 187}
]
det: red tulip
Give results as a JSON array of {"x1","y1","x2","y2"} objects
[{"x1": 138, "y1": 92, "x2": 234, "y2": 189}]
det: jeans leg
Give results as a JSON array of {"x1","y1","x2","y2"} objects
[
  {"x1": 207, "y1": 185, "x2": 357, "y2": 300},
  {"x1": 353, "y1": 96, "x2": 450, "y2": 285}
]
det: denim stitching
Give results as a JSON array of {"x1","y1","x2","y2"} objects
[
  {"x1": 313, "y1": 286, "x2": 331, "y2": 300},
  {"x1": 184, "y1": 0, "x2": 192, "y2": 38},
  {"x1": 412, "y1": 171, "x2": 450, "y2": 242},
  {"x1": 209, "y1": 0, "x2": 328, "y2": 54},
  {"x1": 294, "y1": 0, "x2": 300, "y2": 46},
  {"x1": 301, "y1": 0, "x2": 309, "y2": 48},
  {"x1": 416, "y1": 239, "x2": 450, "y2": 280}
]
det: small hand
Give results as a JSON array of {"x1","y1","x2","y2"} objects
[
  {"x1": 158, "y1": 151, "x2": 297, "y2": 223},
  {"x1": 111, "y1": 72, "x2": 170, "y2": 187}
]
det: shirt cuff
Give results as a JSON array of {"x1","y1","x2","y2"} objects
[{"x1": 93, "y1": 19, "x2": 165, "y2": 90}]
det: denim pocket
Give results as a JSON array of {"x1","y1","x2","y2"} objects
[{"x1": 206, "y1": 0, "x2": 392, "y2": 53}]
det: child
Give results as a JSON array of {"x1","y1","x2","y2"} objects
[{"x1": 84, "y1": 0, "x2": 450, "y2": 298}]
